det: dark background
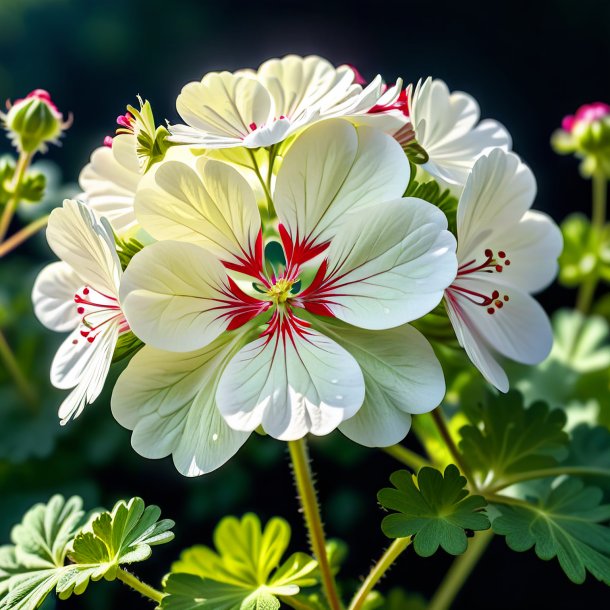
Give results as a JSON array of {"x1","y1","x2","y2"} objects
[{"x1": 1, "y1": 0, "x2": 609, "y2": 608}]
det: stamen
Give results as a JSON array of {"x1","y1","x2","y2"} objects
[{"x1": 72, "y1": 285, "x2": 129, "y2": 345}]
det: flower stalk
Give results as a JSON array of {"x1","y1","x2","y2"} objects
[
  {"x1": 0, "y1": 214, "x2": 49, "y2": 258},
  {"x1": 382, "y1": 444, "x2": 432, "y2": 472},
  {"x1": 0, "y1": 152, "x2": 33, "y2": 243},
  {"x1": 288, "y1": 438, "x2": 343, "y2": 610},
  {"x1": 116, "y1": 568, "x2": 164, "y2": 604},
  {"x1": 348, "y1": 537, "x2": 411, "y2": 610}
]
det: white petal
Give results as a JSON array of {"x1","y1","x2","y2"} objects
[
  {"x1": 79, "y1": 139, "x2": 140, "y2": 235},
  {"x1": 444, "y1": 297, "x2": 509, "y2": 392},
  {"x1": 46, "y1": 199, "x2": 122, "y2": 298},
  {"x1": 171, "y1": 72, "x2": 273, "y2": 148},
  {"x1": 135, "y1": 153, "x2": 261, "y2": 267},
  {"x1": 216, "y1": 327, "x2": 364, "y2": 440},
  {"x1": 274, "y1": 119, "x2": 409, "y2": 246},
  {"x1": 490, "y1": 210, "x2": 563, "y2": 294},
  {"x1": 32, "y1": 262, "x2": 82, "y2": 332},
  {"x1": 410, "y1": 78, "x2": 511, "y2": 186},
  {"x1": 313, "y1": 318, "x2": 445, "y2": 447},
  {"x1": 447, "y1": 278, "x2": 553, "y2": 366},
  {"x1": 311, "y1": 199, "x2": 457, "y2": 329},
  {"x1": 111, "y1": 334, "x2": 250, "y2": 477},
  {"x1": 51, "y1": 323, "x2": 119, "y2": 423},
  {"x1": 457, "y1": 149, "x2": 537, "y2": 261},
  {"x1": 120, "y1": 241, "x2": 251, "y2": 352}
]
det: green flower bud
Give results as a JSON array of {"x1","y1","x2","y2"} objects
[{"x1": 1, "y1": 89, "x2": 71, "y2": 154}]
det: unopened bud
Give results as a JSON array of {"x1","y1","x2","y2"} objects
[{"x1": 2, "y1": 89, "x2": 71, "y2": 154}]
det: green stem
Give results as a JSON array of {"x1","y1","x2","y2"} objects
[
  {"x1": 0, "y1": 328, "x2": 37, "y2": 408},
  {"x1": 484, "y1": 493, "x2": 532, "y2": 508},
  {"x1": 427, "y1": 530, "x2": 493, "y2": 610},
  {"x1": 485, "y1": 465, "x2": 610, "y2": 494},
  {"x1": 279, "y1": 594, "x2": 319, "y2": 610},
  {"x1": 0, "y1": 152, "x2": 33, "y2": 243},
  {"x1": 347, "y1": 538, "x2": 411, "y2": 610},
  {"x1": 116, "y1": 568, "x2": 164, "y2": 604},
  {"x1": 0, "y1": 214, "x2": 49, "y2": 258},
  {"x1": 288, "y1": 438, "x2": 343, "y2": 610},
  {"x1": 431, "y1": 409, "x2": 476, "y2": 490},
  {"x1": 382, "y1": 444, "x2": 432, "y2": 472},
  {"x1": 247, "y1": 148, "x2": 276, "y2": 220},
  {"x1": 576, "y1": 169, "x2": 607, "y2": 313}
]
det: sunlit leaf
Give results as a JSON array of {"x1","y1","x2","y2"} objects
[{"x1": 378, "y1": 465, "x2": 490, "y2": 556}]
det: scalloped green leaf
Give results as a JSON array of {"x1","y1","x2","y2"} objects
[
  {"x1": 459, "y1": 392, "x2": 569, "y2": 487},
  {"x1": 165, "y1": 514, "x2": 317, "y2": 610},
  {"x1": 378, "y1": 465, "x2": 490, "y2": 556},
  {"x1": 491, "y1": 478, "x2": 610, "y2": 585},
  {"x1": 69, "y1": 497, "x2": 175, "y2": 580}
]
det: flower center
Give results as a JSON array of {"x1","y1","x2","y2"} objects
[
  {"x1": 266, "y1": 278, "x2": 295, "y2": 304},
  {"x1": 449, "y1": 248, "x2": 511, "y2": 315},
  {"x1": 73, "y1": 286, "x2": 129, "y2": 344}
]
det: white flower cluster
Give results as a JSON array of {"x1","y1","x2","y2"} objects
[{"x1": 32, "y1": 55, "x2": 562, "y2": 475}]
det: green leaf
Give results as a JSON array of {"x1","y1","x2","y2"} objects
[
  {"x1": 404, "y1": 178, "x2": 458, "y2": 234},
  {"x1": 562, "y1": 425, "x2": 610, "y2": 494},
  {"x1": 165, "y1": 514, "x2": 317, "y2": 610},
  {"x1": 378, "y1": 465, "x2": 490, "y2": 556},
  {"x1": 491, "y1": 478, "x2": 610, "y2": 584},
  {"x1": 459, "y1": 392, "x2": 569, "y2": 487},
  {"x1": 69, "y1": 497, "x2": 174, "y2": 580},
  {"x1": 0, "y1": 495, "x2": 85, "y2": 610}
]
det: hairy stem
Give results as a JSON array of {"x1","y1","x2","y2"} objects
[
  {"x1": 485, "y1": 465, "x2": 610, "y2": 494},
  {"x1": 0, "y1": 328, "x2": 37, "y2": 408},
  {"x1": 0, "y1": 152, "x2": 33, "y2": 243},
  {"x1": 428, "y1": 530, "x2": 494, "y2": 610},
  {"x1": 577, "y1": 169, "x2": 607, "y2": 313},
  {"x1": 0, "y1": 214, "x2": 49, "y2": 258},
  {"x1": 116, "y1": 568, "x2": 164, "y2": 604},
  {"x1": 382, "y1": 444, "x2": 432, "y2": 472},
  {"x1": 288, "y1": 438, "x2": 343, "y2": 610},
  {"x1": 348, "y1": 538, "x2": 411, "y2": 610},
  {"x1": 431, "y1": 409, "x2": 475, "y2": 489}
]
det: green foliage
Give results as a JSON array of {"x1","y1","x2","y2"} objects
[
  {"x1": 115, "y1": 234, "x2": 144, "y2": 271},
  {"x1": 165, "y1": 514, "x2": 317, "y2": 610},
  {"x1": 562, "y1": 425, "x2": 610, "y2": 494},
  {"x1": 558, "y1": 213, "x2": 610, "y2": 286},
  {"x1": 404, "y1": 177, "x2": 458, "y2": 234},
  {"x1": 0, "y1": 495, "x2": 173, "y2": 610},
  {"x1": 491, "y1": 478, "x2": 610, "y2": 585},
  {"x1": 112, "y1": 331, "x2": 143, "y2": 363},
  {"x1": 459, "y1": 392, "x2": 569, "y2": 487},
  {"x1": 69, "y1": 497, "x2": 174, "y2": 580},
  {"x1": 378, "y1": 465, "x2": 490, "y2": 556}
]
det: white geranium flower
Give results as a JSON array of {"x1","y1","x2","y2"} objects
[
  {"x1": 32, "y1": 199, "x2": 129, "y2": 423},
  {"x1": 409, "y1": 78, "x2": 511, "y2": 185},
  {"x1": 114, "y1": 119, "x2": 456, "y2": 474},
  {"x1": 444, "y1": 149, "x2": 563, "y2": 392},
  {"x1": 168, "y1": 55, "x2": 403, "y2": 149}
]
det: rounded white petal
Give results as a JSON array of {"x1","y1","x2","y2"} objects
[
  {"x1": 274, "y1": 119, "x2": 410, "y2": 246},
  {"x1": 410, "y1": 77, "x2": 512, "y2": 186},
  {"x1": 46, "y1": 199, "x2": 122, "y2": 297},
  {"x1": 457, "y1": 149, "x2": 537, "y2": 261},
  {"x1": 447, "y1": 278, "x2": 553, "y2": 368},
  {"x1": 216, "y1": 328, "x2": 365, "y2": 440},
  {"x1": 135, "y1": 154, "x2": 261, "y2": 266},
  {"x1": 491, "y1": 210, "x2": 563, "y2": 294},
  {"x1": 445, "y1": 298, "x2": 509, "y2": 392},
  {"x1": 79, "y1": 137, "x2": 140, "y2": 235},
  {"x1": 111, "y1": 334, "x2": 250, "y2": 477},
  {"x1": 313, "y1": 319, "x2": 445, "y2": 447},
  {"x1": 120, "y1": 241, "x2": 238, "y2": 352},
  {"x1": 172, "y1": 72, "x2": 273, "y2": 148},
  {"x1": 32, "y1": 262, "x2": 82, "y2": 332},
  {"x1": 317, "y1": 199, "x2": 457, "y2": 329}
]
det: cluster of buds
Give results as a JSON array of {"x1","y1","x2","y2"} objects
[
  {"x1": 1, "y1": 89, "x2": 71, "y2": 155},
  {"x1": 552, "y1": 102, "x2": 610, "y2": 176}
]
